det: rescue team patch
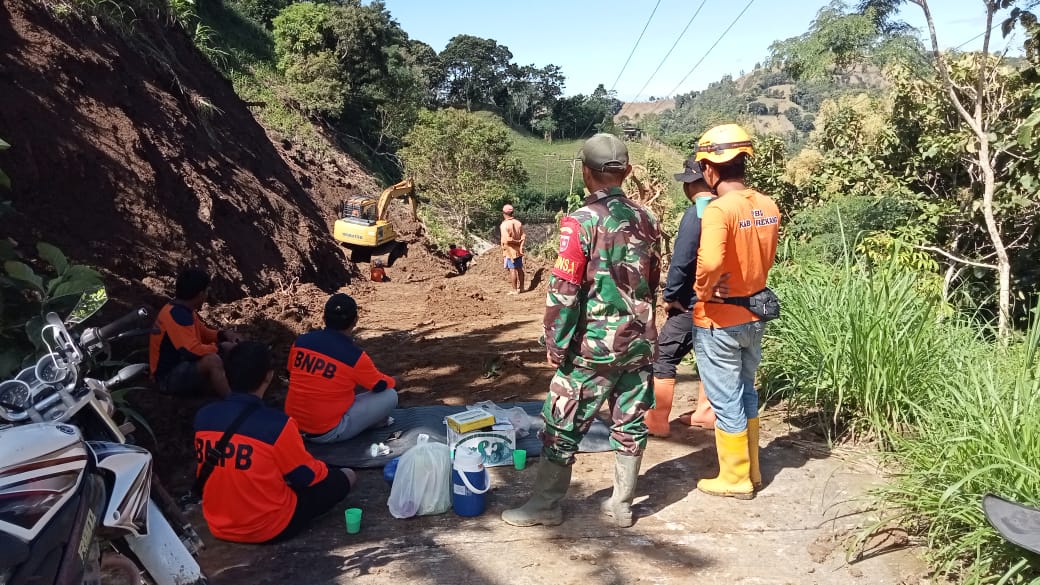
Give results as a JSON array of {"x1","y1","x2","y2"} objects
[
  {"x1": 739, "y1": 208, "x2": 779, "y2": 229},
  {"x1": 552, "y1": 217, "x2": 587, "y2": 284}
]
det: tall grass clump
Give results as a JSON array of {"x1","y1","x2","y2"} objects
[
  {"x1": 760, "y1": 256, "x2": 972, "y2": 443},
  {"x1": 872, "y1": 307, "x2": 1040, "y2": 584}
]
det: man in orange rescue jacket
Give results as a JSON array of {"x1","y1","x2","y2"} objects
[
  {"x1": 285, "y1": 293, "x2": 398, "y2": 443},
  {"x1": 194, "y1": 342, "x2": 356, "y2": 543},
  {"x1": 692, "y1": 124, "x2": 780, "y2": 500},
  {"x1": 149, "y1": 268, "x2": 239, "y2": 397}
]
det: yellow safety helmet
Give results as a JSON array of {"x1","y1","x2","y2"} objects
[{"x1": 694, "y1": 124, "x2": 754, "y2": 164}]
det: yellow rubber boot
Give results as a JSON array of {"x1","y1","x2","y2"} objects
[
  {"x1": 748, "y1": 418, "x2": 761, "y2": 490},
  {"x1": 697, "y1": 428, "x2": 755, "y2": 500},
  {"x1": 645, "y1": 377, "x2": 675, "y2": 437}
]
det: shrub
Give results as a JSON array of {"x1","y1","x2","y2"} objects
[
  {"x1": 760, "y1": 256, "x2": 970, "y2": 444},
  {"x1": 872, "y1": 307, "x2": 1040, "y2": 584}
]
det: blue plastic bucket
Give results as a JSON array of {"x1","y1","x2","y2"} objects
[{"x1": 451, "y1": 450, "x2": 490, "y2": 517}]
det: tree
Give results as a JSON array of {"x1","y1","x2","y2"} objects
[
  {"x1": 399, "y1": 109, "x2": 528, "y2": 233},
  {"x1": 533, "y1": 115, "x2": 558, "y2": 143},
  {"x1": 230, "y1": 0, "x2": 291, "y2": 27},
  {"x1": 873, "y1": 0, "x2": 1040, "y2": 338},
  {"x1": 272, "y1": 2, "x2": 344, "y2": 117},
  {"x1": 769, "y1": 0, "x2": 926, "y2": 80},
  {"x1": 438, "y1": 35, "x2": 514, "y2": 110}
]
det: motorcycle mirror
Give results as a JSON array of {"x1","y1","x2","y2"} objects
[
  {"x1": 65, "y1": 286, "x2": 109, "y2": 326},
  {"x1": 105, "y1": 363, "x2": 149, "y2": 388}
]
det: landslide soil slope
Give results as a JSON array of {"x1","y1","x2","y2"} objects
[{"x1": 0, "y1": 0, "x2": 362, "y2": 302}]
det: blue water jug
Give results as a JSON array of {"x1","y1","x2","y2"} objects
[{"x1": 451, "y1": 449, "x2": 491, "y2": 517}]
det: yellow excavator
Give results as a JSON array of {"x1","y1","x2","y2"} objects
[{"x1": 333, "y1": 178, "x2": 418, "y2": 264}]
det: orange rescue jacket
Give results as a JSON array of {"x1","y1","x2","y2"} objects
[
  {"x1": 285, "y1": 329, "x2": 396, "y2": 435},
  {"x1": 149, "y1": 302, "x2": 218, "y2": 379},
  {"x1": 194, "y1": 394, "x2": 329, "y2": 543},
  {"x1": 693, "y1": 188, "x2": 781, "y2": 329}
]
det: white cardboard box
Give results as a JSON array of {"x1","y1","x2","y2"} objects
[{"x1": 448, "y1": 421, "x2": 516, "y2": 467}]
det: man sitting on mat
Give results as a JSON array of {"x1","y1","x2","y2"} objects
[{"x1": 285, "y1": 293, "x2": 398, "y2": 443}]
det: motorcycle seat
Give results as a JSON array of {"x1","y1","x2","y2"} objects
[{"x1": 0, "y1": 531, "x2": 29, "y2": 568}]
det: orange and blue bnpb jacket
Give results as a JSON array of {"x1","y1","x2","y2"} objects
[
  {"x1": 285, "y1": 329, "x2": 396, "y2": 435},
  {"x1": 194, "y1": 393, "x2": 329, "y2": 543},
  {"x1": 149, "y1": 302, "x2": 218, "y2": 379},
  {"x1": 694, "y1": 188, "x2": 781, "y2": 329}
]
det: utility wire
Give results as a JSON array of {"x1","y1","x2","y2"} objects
[
  {"x1": 666, "y1": 0, "x2": 758, "y2": 98},
  {"x1": 576, "y1": 1, "x2": 665, "y2": 140},
  {"x1": 954, "y1": 20, "x2": 1003, "y2": 50},
  {"x1": 610, "y1": 0, "x2": 663, "y2": 92},
  {"x1": 631, "y1": 0, "x2": 709, "y2": 102}
]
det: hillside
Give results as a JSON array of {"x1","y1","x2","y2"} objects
[
  {"x1": 616, "y1": 99, "x2": 675, "y2": 121},
  {"x1": 617, "y1": 66, "x2": 888, "y2": 145},
  {"x1": 0, "y1": 0, "x2": 372, "y2": 303}
]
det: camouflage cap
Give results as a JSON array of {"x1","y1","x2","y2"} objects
[
  {"x1": 673, "y1": 155, "x2": 705, "y2": 183},
  {"x1": 580, "y1": 133, "x2": 629, "y2": 173}
]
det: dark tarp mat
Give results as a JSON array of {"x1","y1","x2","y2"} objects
[{"x1": 307, "y1": 401, "x2": 613, "y2": 468}]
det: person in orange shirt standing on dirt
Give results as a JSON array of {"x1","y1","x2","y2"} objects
[
  {"x1": 500, "y1": 204, "x2": 526, "y2": 295},
  {"x1": 692, "y1": 124, "x2": 781, "y2": 500}
]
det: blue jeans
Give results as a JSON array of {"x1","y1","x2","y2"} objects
[
  {"x1": 307, "y1": 389, "x2": 399, "y2": 444},
  {"x1": 693, "y1": 322, "x2": 765, "y2": 434}
]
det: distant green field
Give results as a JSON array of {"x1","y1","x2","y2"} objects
[{"x1": 508, "y1": 130, "x2": 688, "y2": 206}]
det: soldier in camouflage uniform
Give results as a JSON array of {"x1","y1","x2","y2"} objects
[{"x1": 502, "y1": 133, "x2": 661, "y2": 529}]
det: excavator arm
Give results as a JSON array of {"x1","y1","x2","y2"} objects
[{"x1": 376, "y1": 178, "x2": 417, "y2": 222}]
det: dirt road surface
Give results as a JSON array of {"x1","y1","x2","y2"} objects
[{"x1": 181, "y1": 250, "x2": 927, "y2": 585}]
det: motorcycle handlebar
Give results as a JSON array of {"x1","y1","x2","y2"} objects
[{"x1": 96, "y1": 307, "x2": 153, "y2": 342}]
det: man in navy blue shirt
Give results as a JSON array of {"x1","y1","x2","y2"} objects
[{"x1": 645, "y1": 156, "x2": 717, "y2": 437}]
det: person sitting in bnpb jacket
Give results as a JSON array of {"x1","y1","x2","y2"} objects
[
  {"x1": 194, "y1": 342, "x2": 356, "y2": 544},
  {"x1": 285, "y1": 293, "x2": 399, "y2": 443}
]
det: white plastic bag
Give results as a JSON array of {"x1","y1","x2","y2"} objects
[
  {"x1": 387, "y1": 434, "x2": 452, "y2": 518},
  {"x1": 467, "y1": 400, "x2": 535, "y2": 438}
]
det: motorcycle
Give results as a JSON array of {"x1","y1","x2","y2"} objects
[
  {"x1": 0, "y1": 289, "x2": 209, "y2": 585},
  {"x1": 983, "y1": 494, "x2": 1040, "y2": 555}
]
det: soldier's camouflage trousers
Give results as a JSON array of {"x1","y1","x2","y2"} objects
[{"x1": 539, "y1": 361, "x2": 653, "y2": 465}]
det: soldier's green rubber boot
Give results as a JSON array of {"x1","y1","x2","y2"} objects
[
  {"x1": 501, "y1": 454, "x2": 572, "y2": 527},
  {"x1": 601, "y1": 453, "x2": 642, "y2": 527}
]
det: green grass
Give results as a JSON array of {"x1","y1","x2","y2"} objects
[
  {"x1": 761, "y1": 247, "x2": 1040, "y2": 583},
  {"x1": 761, "y1": 255, "x2": 970, "y2": 444},
  {"x1": 873, "y1": 329, "x2": 1040, "y2": 584},
  {"x1": 506, "y1": 130, "x2": 687, "y2": 205}
]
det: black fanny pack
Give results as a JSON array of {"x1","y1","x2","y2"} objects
[{"x1": 722, "y1": 287, "x2": 781, "y2": 322}]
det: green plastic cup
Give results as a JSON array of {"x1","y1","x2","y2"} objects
[
  {"x1": 345, "y1": 508, "x2": 362, "y2": 534},
  {"x1": 513, "y1": 449, "x2": 527, "y2": 470}
]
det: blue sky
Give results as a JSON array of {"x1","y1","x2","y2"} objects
[{"x1": 381, "y1": 0, "x2": 1021, "y2": 101}]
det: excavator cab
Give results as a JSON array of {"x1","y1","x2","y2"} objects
[{"x1": 341, "y1": 196, "x2": 378, "y2": 226}]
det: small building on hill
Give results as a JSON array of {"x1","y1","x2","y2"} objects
[{"x1": 621, "y1": 125, "x2": 642, "y2": 141}]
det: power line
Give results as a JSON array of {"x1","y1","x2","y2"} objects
[
  {"x1": 631, "y1": 0, "x2": 709, "y2": 102},
  {"x1": 955, "y1": 20, "x2": 1003, "y2": 50},
  {"x1": 610, "y1": 0, "x2": 663, "y2": 92},
  {"x1": 666, "y1": 0, "x2": 758, "y2": 98}
]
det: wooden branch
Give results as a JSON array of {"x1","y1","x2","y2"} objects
[
  {"x1": 915, "y1": 245, "x2": 997, "y2": 270},
  {"x1": 916, "y1": 0, "x2": 985, "y2": 138}
]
